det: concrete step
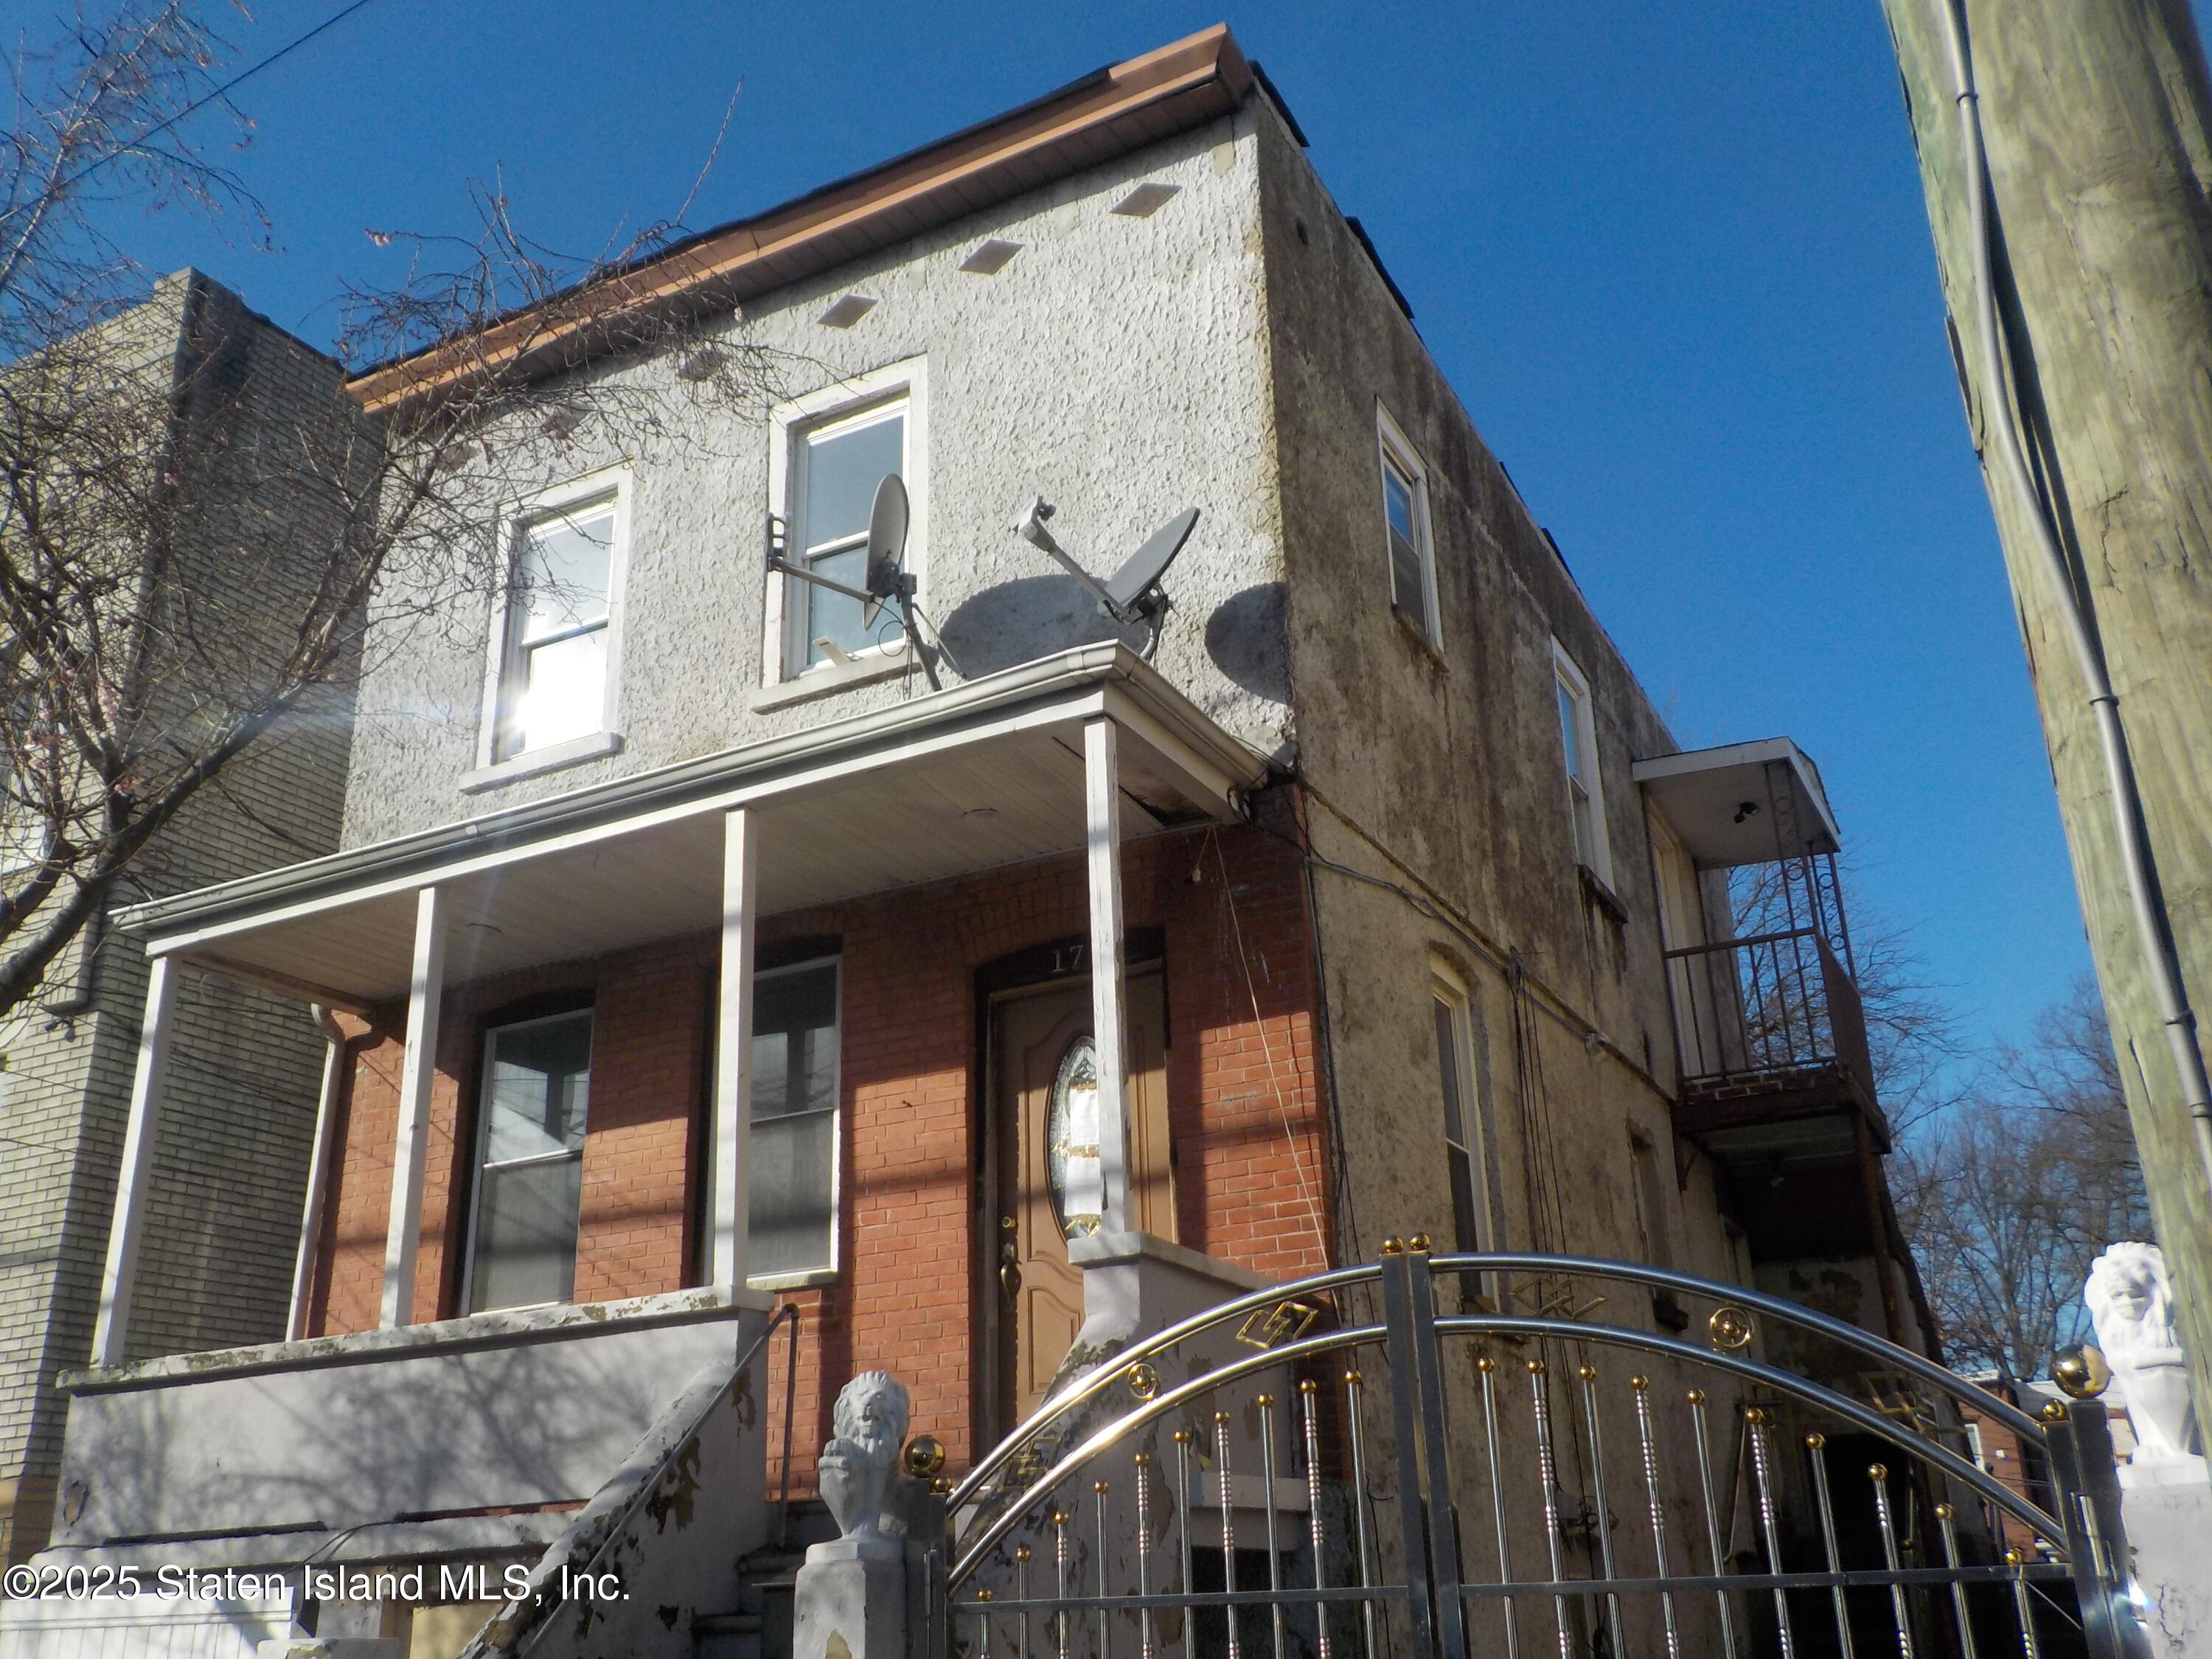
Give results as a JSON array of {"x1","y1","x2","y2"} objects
[{"x1": 695, "y1": 1609, "x2": 763, "y2": 1659}]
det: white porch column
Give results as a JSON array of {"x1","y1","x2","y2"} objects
[
  {"x1": 712, "y1": 806, "x2": 758, "y2": 1289},
  {"x1": 91, "y1": 953, "x2": 179, "y2": 1367},
  {"x1": 380, "y1": 886, "x2": 448, "y2": 1329},
  {"x1": 1084, "y1": 717, "x2": 1133, "y2": 1237},
  {"x1": 287, "y1": 1009, "x2": 347, "y2": 1340}
]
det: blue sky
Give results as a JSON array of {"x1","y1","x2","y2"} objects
[{"x1": 21, "y1": 0, "x2": 2101, "y2": 1057}]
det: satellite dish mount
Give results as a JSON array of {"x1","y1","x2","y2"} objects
[
  {"x1": 1012, "y1": 498, "x2": 1198, "y2": 658},
  {"x1": 764, "y1": 475, "x2": 955, "y2": 690}
]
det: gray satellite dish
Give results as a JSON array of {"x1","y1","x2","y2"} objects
[
  {"x1": 862, "y1": 474, "x2": 909, "y2": 628},
  {"x1": 1012, "y1": 500, "x2": 1199, "y2": 655}
]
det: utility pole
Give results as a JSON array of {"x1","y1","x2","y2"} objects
[{"x1": 1881, "y1": 0, "x2": 2212, "y2": 1410}]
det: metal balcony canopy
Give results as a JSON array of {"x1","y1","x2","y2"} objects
[{"x1": 1631, "y1": 737, "x2": 1842, "y2": 869}]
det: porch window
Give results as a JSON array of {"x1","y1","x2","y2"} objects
[
  {"x1": 493, "y1": 490, "x2": 621, "y2": 761},
  {"x1": 787, "y1": 401, "x2": 906, "y2": 672},
  {"x1": 466, "y1": 1010, "x2": 592, "y2": 1313},
  {"x1": 749, "y1": 959, "x2": 841, "y2": 1281}
]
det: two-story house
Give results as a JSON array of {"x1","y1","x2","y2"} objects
[{"x1": 14, "y1": 27, "x2": 1933, "y2": 1655}]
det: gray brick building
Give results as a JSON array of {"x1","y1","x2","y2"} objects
[{"x1": 0, "y1": 271, "x2": 357, "y2": 1558}]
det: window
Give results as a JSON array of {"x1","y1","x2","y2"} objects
[
  {"x1": 1431, "y1": 966, "x2": 1492, "y2": 1261},
  {"x1": 767, "y1": 359, "x2": 928, "y2": 684},
  {"x1": 466, "y1": 1010, "x2": 592, "y2": 1313},
  {"x1": 1629, "y1": 1129, "x2": 1674, "y2": 1269},
  {"x1": 489, "y1": 480, "x2": 625, "y2": 764},
  {"x1": 1377, "y1": 406, "x2": 1439, "y2": 644},
  {"x1": 1553, "y1": 644, "x2": 1611, "y2": 881},
  {"x1": 749, "y1": 958, "x2": 841, "y2": 1281}
]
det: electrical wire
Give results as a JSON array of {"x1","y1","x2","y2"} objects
[{"x1": 1924, "y1": 0, "x2": 2212, "y2": 1191}]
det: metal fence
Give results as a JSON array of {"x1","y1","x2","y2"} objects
[{"x1": 925, "y1": 1245, "x2": 2147, "y2": 1659}]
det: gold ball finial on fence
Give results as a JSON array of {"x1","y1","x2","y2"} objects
[
  {"x1": 1408, "y1": 1234, "x2": 1432, "y2": 1253},
  {"x1": 2051, "y1": 1346, "x2": 2112, "y2": 1400},
  {"x1": 2005, "y1": 1548, "x2": 2028, "y2": 1568},
  {"x1": 1299, "y1": 1379, "x2": 1320, "y2": 1396},
  {"x1": 1576, "y1": 1364, "x2": 1598, "y2": 1382},
  {"x1": 1526, "y1": 1358, "x2": 1547, "y2": 1376},
  {"x1": 1343, "y1": 1368, "x2": 1363, "y2": 1386},
  {"x1": 1094, "y1": 1480, "x2": 1110, "y2": 1495},
  {"x1": 1805, "y1": 1433, "x2": 1826, "y2": 1450},
  {"x1": 977, "y1": 1590, "x2": 994, "y2": 1604},
  {"x1": 1868, "y1": 1464, "x2": 1890, "y2": 1483},
  {"x1": 1172, "y1": 1430, "x2": 1193, "y2": 1445},
  {"x1": 2040, "y1": 1399, "x2": 2069, "y2": 1423},
  {"x1": 1256, "y1": 1394, "x2": 1275, "y2": 1408},
  {"x1": 1629, "y1": 1375, "x2": 1649, "y2": 1391},
  {"x1": 1213, "y1": 1411, "x2": 1231, "y2": 1426},
  {"x1": 903, "y1": 1434, "x2": 947, "y2": 1479},
  {"x1": 1477, "y1": 1355, "x2": 1497, "y2": 1374},
  {"x1": 1686, "y1": 1389, "x2": 1707, "y2": 1406},
  {"x1": 1744, "y1": 1407, "x2": 1767, "y2": 1426},
  {"x1": 1934, "y1": 1504, "x2": 1954, "y2": 1521},
  {"x1": 1015, "y1": 1545, "x2": 1032, "y2": 1565},
  {"x1": 1381, "y1": 1237, "x2": 1405, "y2": 1256}
]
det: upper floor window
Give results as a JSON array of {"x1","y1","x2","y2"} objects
[
  {"x1": 749, "y1": 957, "x2": 841, "y2": 1283},
  {"x1": 1553, "y1": 642, "x2": 1612, "y2": 883},
  {"x1": 466, "y1": 1009, "x2": 592, "y2": 1314},
  {"x1": 488, "y1": 476, "x2": 627, "y2": 765},
  {"x1": 1377, "y1": 406, "x2": 1439, "y2": 644},
  {"x1": 768, "y1": 359, "x2": 928, "y2": 684}
]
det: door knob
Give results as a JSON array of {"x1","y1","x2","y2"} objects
[{"x1": 1000, "y1": 1259, "x2": 1022, "y2": 1303}]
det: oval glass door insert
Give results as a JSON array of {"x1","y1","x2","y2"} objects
[{"x1": 1047, "y1": 1035, "x2": 1105, "y2": 1239}]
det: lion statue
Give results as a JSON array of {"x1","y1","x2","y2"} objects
[{"x1": 818, "y1": 1370, "x2": 911, "y2": 1540}]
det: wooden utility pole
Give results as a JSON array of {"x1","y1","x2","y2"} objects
[{"x1": 1882, "y1": 0, "x2": 2212, "y2": 1411}]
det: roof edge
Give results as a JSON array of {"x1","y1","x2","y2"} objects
[{"x1": 347, "y1": 24, "x2": 1252, "y2": 417}]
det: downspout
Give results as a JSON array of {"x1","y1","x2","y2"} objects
[
  {"x1": 1927, "y1": 0, "x2": 2212, "y2": 1189},
  {"x1": 286, "y1": 1005, "x2": 348, "y2": 1341}
]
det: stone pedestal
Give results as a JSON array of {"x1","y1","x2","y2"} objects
[
  {"x1": 2126, "y1": 1478, "x2": 2212, "y2": 1658},
  {"x1": 793, "y1": 1537, "x2": 905, "y2": 1659}
]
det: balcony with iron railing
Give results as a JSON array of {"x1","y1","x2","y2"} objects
[{"x1": 1663, "y1": 925, "x2": 1882, "y2": 1137}]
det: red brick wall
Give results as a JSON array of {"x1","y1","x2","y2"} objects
[{"x1": 308, "y1": 821, "x2": 1326, "y2": 1484}]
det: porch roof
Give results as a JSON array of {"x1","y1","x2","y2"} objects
[
  {"x1": 114, "y1": 644, "x2": 1272, "y2": 1009},
  {"x1": 1630, "y1": 737, "x2": 1842, "y2": 869}
]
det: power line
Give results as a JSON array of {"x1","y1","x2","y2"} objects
[{"x1": 55, "y1": 0, "x2": 383, "y2": 197}]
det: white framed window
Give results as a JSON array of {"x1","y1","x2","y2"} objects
[
  {"x1": 748, "y1": 956, "x2": 842, "y2": 1284},
  {"x1": 1552, "y1": 641, "x2": 1613, "y2": 883},
  {"x1": 479, "y1": 467, "x2": 630, "y2": 775},
  {"x1": 1430, "y1": 961, "x2": 1493, "y2": 1259},
  {"x1": 1377, "y1": 404, "x2": 1440, "y2": 645},
  {"x1": 765, "y1": 358, "x2": 929, "y2": 684},
  {"x1": 464, "y1": 1008, "x2": 593, "y2": 1314}
]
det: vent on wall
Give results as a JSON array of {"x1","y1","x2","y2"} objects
[
  {"x1": 959, "y1": 240, "x2": 1023, "y2": 275},
  {"x1": 818, "y1": 294, "x2": 877, "y2": 328},
  {"x1": 1111, "y1": 182, "x2": 1181, "y2": 218}
]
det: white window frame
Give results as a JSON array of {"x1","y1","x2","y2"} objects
[
  {"x1": 1376, "y1": 403, "x2": 1441, "y2": 647},
  {"x1": 1430, "y1": 959, "x2": 1494, "y2": 1258},
  {"x1": 744, "y1": 953, "x2": 844, "y2": 1292},
  {"x1": 1551, "y1": 641, "x2": 1613, "y2": 884},
  {"x1": 460, "y1": 1006, "x2": 594, "y2": 1317},
  {"x1": 763, "y1": 357, "x2": 930, "y2": 688},
  {"x1": 470, "y1": 465, "x2": 632, "y2": 788}
]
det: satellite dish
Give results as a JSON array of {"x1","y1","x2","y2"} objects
[
  {"x1": 862, "y1": 474, "x2": 909, "y2": 628},
  {"x1": 1104, "y1": 508, "x2": 1198, "y2": 616},
  {"x1": 1010, "y1": 499, "x2": 1200, "y2": 657}
]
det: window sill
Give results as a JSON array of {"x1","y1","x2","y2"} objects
[
  {"x1": 461, "y1": 731, "x2": 625, "y2": 793},
  {"x1": 1392, "y1": 606, "x2": 1447, "y2": 667},
  {"x1": 751, "y1": 645, "x2": 915, "y2": 712},
  {"x1": 1578, "y1": 862, "x2": 1629, "y2": 925},
  {"x1": 745, "y1": 1266, "x2": 839, "y2": 1293}
]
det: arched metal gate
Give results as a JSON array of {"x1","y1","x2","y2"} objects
[{"x1": 920, "y1": 1245, "x2": 2150, "y2": 1659}]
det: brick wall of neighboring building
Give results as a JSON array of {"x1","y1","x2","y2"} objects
[{"x1": 308, "y1": 820, "x2": 1325, "y2": 1483}]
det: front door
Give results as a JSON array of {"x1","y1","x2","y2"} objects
[{"x1": 990, "y1": 970, "x2": 1172, "y2": 1428}]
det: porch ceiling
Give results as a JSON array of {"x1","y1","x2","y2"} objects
[
  {"x1": 130, "y1": 645, "x2": 1267, "y2": 1009},
  {"x1": 1631, "y1": 737, "x2": 1842, "y2": 869}
]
